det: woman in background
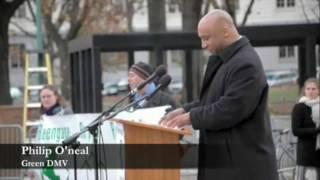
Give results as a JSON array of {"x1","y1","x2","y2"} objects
[
  {"x1": 39, "y1": 85, "x2": 73, "y2": 116},
  {"x1": 292, "y1": 78, "x2": 320, "y2": 180}
]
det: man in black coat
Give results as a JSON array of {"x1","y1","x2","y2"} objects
[{"x1": 160, "y1": 10, "x2": 278, "y2": 180}]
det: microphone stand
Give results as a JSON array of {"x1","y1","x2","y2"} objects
[
  {"x1": 71, "y1": 141, "x2": 80, "y2": 180},
  {"x1": 62, "y1": 91, "x2": 135, "y2": 180},
  {"x1": 63, "y1": 67, "x2": 169, "y2": 179},
  {"x1": 62, "y1": 92, "x2": 156, "y2": 180},
  {"x1": 63, "y1": 73, "x2": 168, "y2": 180}
]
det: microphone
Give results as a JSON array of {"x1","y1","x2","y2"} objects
[
  {"x1": 139, "y1": 74, "x2": 172, "y2": 107},
  {"x1": 102, "y1": 65, "x2": 166, "y2": 115},
  {"x1": 130, "y1": 65, "x2": 167, "y2": 95},
  {"x1": 102, "y1": 74, "x2": 172, "y2": 121}
]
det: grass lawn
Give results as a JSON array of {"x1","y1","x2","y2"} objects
[{"x1": 268, "y1": 84, "x2": 300, "y2": 115}]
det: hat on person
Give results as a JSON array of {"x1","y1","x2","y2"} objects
[{"x1": 130, "y1": 62, "x2": 154, "y2": 80}]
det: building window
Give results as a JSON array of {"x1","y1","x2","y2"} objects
[
  {"x1": 9, "y1": 44, "x2": 25, "y2": 68},
  {"x1": 279, "y1": 46, "x2": 287, "y2": 58},
  {"x1": 276, "y1": 0, "x2": 285, "y2": 8},
  {"x1": 287, "y1": 0, "x2": 295, "y2": 7},
  {"x1": 276, "y1": 0, "x2": 295, "y2": 8},
  {"x1": 279, "y1": 46, "x2": 295, "y2": 58},
  {"x1": 287, "y1": 46, "x2": 295, "y2": 57}
]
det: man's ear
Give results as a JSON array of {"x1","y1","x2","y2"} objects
[{"x1": 222, "y1": 25, "x2": 229, "y2": 38}]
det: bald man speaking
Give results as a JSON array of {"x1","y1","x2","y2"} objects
[{"x1": 160, "y1": 10, "x2": 278, "y2": 180}]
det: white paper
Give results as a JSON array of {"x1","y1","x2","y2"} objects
[{"x1": 113, "y1": 105, "x2": 171, "y2": 125}]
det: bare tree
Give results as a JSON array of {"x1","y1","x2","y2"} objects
[
  {"x1": 148, "y1": 0, "x2": 166, "y2": 32},
  {"x1": 300, "y1": 0, "x2": 311, "y2": 23},
  {"x1": 147, "y1": 0, "x2": 166, "y2": 66},
  {"x1": 241, "y1": 0, "x2": 255, "y2": 26},
  {"x1": 125, "y1": 0, "x2": 145, "y2": 32},
  {"x1": 0, "y1": 0, "x2": 25, "y2": 105},
  {"x1": 40, "y1": 0, "x2": 90, "y2": 100},
  {"x1": 223, "y1": 0, "x2": 237, "y2": 23},
  {"x1": 181, "y1": 0, "x2": 203, "y2": 101},
  {"x1": 203, "y1": 0, "x2": 255, "y2": 26},
  {"x1": 15, "y1": 0, "x2": 130, "y2": 101},
  {"x1": 300, "y1": 0, "x2": 320, "y2": 23}
]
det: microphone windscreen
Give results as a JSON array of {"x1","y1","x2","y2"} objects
[
  {"x1": 158, "y1": 74, "x2": 171, "y2": 89},
  {"x1": 154, "y1": 65, "x2": 167, "y2": 77}
]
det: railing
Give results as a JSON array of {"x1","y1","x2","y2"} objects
[{"x1": 0, "y1": 124, "x2": 23, "y2": 180}]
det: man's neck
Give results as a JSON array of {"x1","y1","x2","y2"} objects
[{"x1": 220, "y1": 34, "x2": 241, "y2": 52}]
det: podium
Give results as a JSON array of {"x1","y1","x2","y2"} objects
[{"x1": 113, "y1": 119, "x2": 191, "y2": 180}]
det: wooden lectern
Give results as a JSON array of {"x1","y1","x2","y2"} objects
[{"x1": 113, "y1": 119, "x2": 191, "y2": 180}]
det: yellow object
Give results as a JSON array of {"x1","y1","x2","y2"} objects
[{"x1": 23, "y1": 52, "x2": 53, "y2": 140}]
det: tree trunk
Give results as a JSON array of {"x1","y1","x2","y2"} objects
[
  {"x1": 126, "y1": 0, "x2": 134, "y2": 32},
  {"x1": 0, "y1": 14, "x2": 12, "y2": 105},
  {"x1": 181, "y1": 0, "x2": 203, "y2": 103},
  {"x1": 147, "y1": 0, "x2": 166, "y2": 32},
  {"x1": 223, "y1": 0, "x2": 237, "y2": 24},
  {"x1": 241, "y1": 0, "x2": 255, "y2": 26},
  {"x1": 43, "y1": 13, "x2": 71, "y2": 100},
  {"x1": 147, "y1": 0, "x2": 166, "y2": 67},
  {"x1": 0, "y1": 0, "x2": 29, "y2": 105},
  {"x1": 58, "y1": 41, "x2": 71, "y2": 101}
]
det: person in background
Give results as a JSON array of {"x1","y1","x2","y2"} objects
[
  {"x1": 39, "y1": 85, "x2": 73, "y2": 116},
  {"x1": 25, "y1": 85, "x2": 73, "y2": 179},
  {"x1": 292, "y1": 78, "x2": 320, "y2": 180},
  {"x1": 128, "y1": 61, "x2": 178, "y2": 109}
]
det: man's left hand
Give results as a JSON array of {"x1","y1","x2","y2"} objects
[{"x1": 162, "y1": 113, "x2": 191, "y2": 129}]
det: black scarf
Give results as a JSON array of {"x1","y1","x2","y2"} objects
[{"x1": 41, "y1": 103, "x2": 62, "y2": 116}]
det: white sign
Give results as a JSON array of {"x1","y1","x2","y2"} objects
[{"x1": 34, "y1": 114, "x2": 125, "y2": 180}]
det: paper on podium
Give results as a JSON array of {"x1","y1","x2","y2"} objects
[{"x1": 113, "y1": 105, "x2": 171, "y2": 125}]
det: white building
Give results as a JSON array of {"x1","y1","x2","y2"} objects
[
  {"x1": 9, "y1": 0, "x2": 320, "y2": 87},
  {"x1": 236, "y1": 0, "x2": 319, "y2": 71},
  {"x1": 9, "y1": 2, "x2": 37, "y2": 87},
  {"x1": 131, "y1": 0, "x2": 319, "y2": 72}
]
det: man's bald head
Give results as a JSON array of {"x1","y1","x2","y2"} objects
[
  {"x1": 200, "y1": 9, "x2": 235, "y2": 28},
  {"x1": 197, "y1": 9, "x2": 239, "y2": 54}
]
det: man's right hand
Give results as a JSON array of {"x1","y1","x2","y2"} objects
[{"x1": 159, "y1": 108, "x2": 185, "y2": 126}]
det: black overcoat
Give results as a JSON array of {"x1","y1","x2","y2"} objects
[
  {"x1": 291, "y1": 102, "x2": 320, "y2": 167},
  {"x1": 184, "y1": 37, "x2": 278, "y2": 180}
]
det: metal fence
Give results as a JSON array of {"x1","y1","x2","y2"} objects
[{"x1": 0, "y1": 124, "x2": 23, "y2": 180}]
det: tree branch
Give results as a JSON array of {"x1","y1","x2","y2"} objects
[
  {"x1": 46, "y1": 39, "x2": 58, "y2": 60},
  {"x1": 43, "y1": 14, "x2": 63, "y2": 46},
  {"x1": 22, "y1": 16, "x2": 36, "y2": 24},
  {"x1": 133, "y1": 0, "x2": 145, "y2": 12},
  {"x1": 66, "y1": 0, "x2": 89, "y2": 40},
  {"x1": 224, "y1": 0, "x2": 236, "y2": 24},
  {"x1": 241, "y1": 0, "x2": 255, "y2": 26},
  {"x1": 55, "y1": 1, "x2": 69, "y2": 31},
  {"x1": 10, "y1": 21, "x2": 36, "y2": 38},
  {"x1": 26, "y1": 0, "x2": 36, "y2": 23},
  {"x1": 300, "y1": 0, "x2": 310, "y2": 23},
  {"x1": 318, "y1": 0, "x2": 320, "y2": 22},
  {"x1": 211, "y1": 0, "x2": 219, "y2": 8},
  {"x1": 311, "y1": 8, "x2": 320, "y2": 22},
  {"x1": 7, "y1": 0, "x2": 25, "y2": 17},
  {"x1": 193, "y1": 0, "x2": 202, "y2": 22},
  {"x1": 203, "y1": 0, "x2": 210, "y2": 15},
  {"x1": 68, "y1": 0, "x2": 80, "y2": 22}
]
